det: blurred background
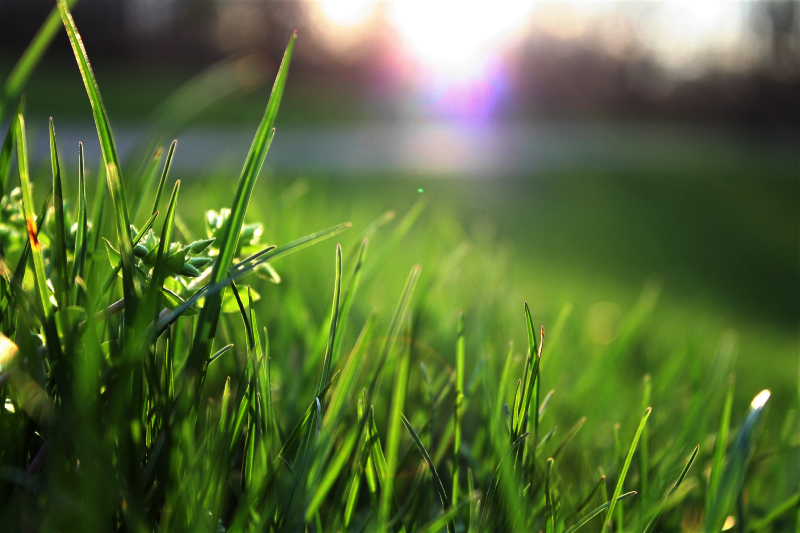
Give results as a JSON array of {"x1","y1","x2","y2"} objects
[{"x1": 1, "y1": 1, "x2": 798, "y2": 407}]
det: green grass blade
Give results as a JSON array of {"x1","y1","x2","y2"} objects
[
  {"x1": 704, "y1": 390, "x2": 771, "y2": 533},
  {"x1": 316, "y1": 244, "x2": 342, "y2": 396},
  {"x1": 333, "y1": 238, "x2": 368, "y2": 365},
  {"x1": 707, "y1": 374, "x2": 735, "y2": 511},
  {"x1": 15, "y1": 115, "x2": 51, "y2": 318},
  {"x1": 143, "y1": 181, "x2": 180, "y2": 322},
  {"x1": 643, "y1": 445, "x2": 699, "y2": 533},
  {"x1": 57, "y1": 0, "x2": 123, "y2": 174},
  {"x1": 415, "y1": 495, "x2": 476, "y2": 533},
  {"x1": 11, "y1": 185, "x2": 53, "y2": 292},
  {"x1": 401, "y1": 414, "x2": 454, "y2": 532},
  {"x1": 104, "y1": 162, "x2": 140, "y2": 313},
  {"x1": 365, "y1": 265, "x2": 421, "y2": 404},
  {"x1": 304, "y1": 425, "x2": 360, "y2": 521},
  {"x1": 378, "y1": 333, "x2": 411, "y2": 531},
  {"x1": 565, "y1": 492, "x2": 637, "y2": 533},
  {"x1": 0, "y1": 100, "x2": 25, "y2": 196},
  {"x1": 602, "y1": 407, "x2": 651, "y2": 531},
  {"x1": 453, "y1": 312, "x2": 465, "y2": 508},
  {"x1": 748, "y1": 492, "x2": 800, "y2": 533},
  {"x1": 546, "y1": 457, "x2": 555, "y2": 533},
  {"x1": 148, "y1": 140, "x2": 176, "y2": 218},
  {"x1": 129, "y1": 145, "x2": 164, "y2": 221},
  {"x1": 89, "y1": 163, "x2": 106, "y2": 253},
  {"x1": 640, "y1": 374, "x2": 652, "y2": 501},
  {"x1": 551, "y1": 417, "x2": 586, "y2": 459},
  {"x1": 324, "y1": 311, "x2": 376, "y2": 429},
  {"x1": 1, "y1": 0, "x2": 78, "y2": 120},
  {"x1": 187, "y1": 32, "x2": 295, "y2": 375},
  {"x1": 49, "y1": 119, "x2": 70, "y2": 311},
  {"x1": 57, "y1": 0, "x2": 139, "y2": 310},
  {"x1": 70, "y1": 142, "x2": 88, "y2": 307}
]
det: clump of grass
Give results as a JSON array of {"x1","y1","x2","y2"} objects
[{"x1": 0, "y1": 4, "x2": 798, "y2": 533}]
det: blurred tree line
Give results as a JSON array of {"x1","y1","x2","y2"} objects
[{"x1": 1, "y1": 0, "x2": 798, "y2": 126}]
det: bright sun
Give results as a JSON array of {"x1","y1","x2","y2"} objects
[{"x1": 315, "y1": 0, "x2": 535, "y2": 77}]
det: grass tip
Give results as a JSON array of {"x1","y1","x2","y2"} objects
[{"x1": 750, "y1": 389, "x2": 770, "y2": 409}]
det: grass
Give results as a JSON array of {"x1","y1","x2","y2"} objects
[{"x1": 0, "y1": 4, "x2": 799, "y2": 532}]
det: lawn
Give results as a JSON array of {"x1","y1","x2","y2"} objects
[{"x1": 0, "y1": 2, "x2": 798, "y2": 532}]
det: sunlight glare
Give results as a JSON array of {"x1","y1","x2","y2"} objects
[
  {"x1": 750, "y1": 389, "x2": 771, "y2": 410},
  {"x1": 317, "y1": 0, "x2": 377, "y2": 28},
  {"x1": 387, "y1": 0, "x2": 535, "y2": 77}
]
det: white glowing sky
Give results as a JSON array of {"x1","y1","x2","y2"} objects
[{"x1": 311, "y1": 0, "x2": 759, "y2": 78}]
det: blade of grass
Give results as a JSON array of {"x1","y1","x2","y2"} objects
[
  {"x1": 401, "y1": 414, "x2": 454, "y2": 533},
  {"x1": 365, "y1": 265, "x2": 421, "y2": 405},
  {"x1": 148, "y1": 140, "x2": 176, "y2": 218},
  {"x1": 57, "y1": 0, "x2": 139, "y2": 311},
  {"x1": 707, "y1": 374, "x2": 736, "y2": 512},
  {"x1": 565, "y1": 492, "x2": 637, "y2": 533},
  {"x1": 333, "y1": 238, "x2": 368, "y2": 365},
  {"x1": 187, "y1": 33, "x2": 295, "y2": 376},
  {"x1": 640, "y1": 374, "x2": 651, "y2": 502},
  {"x1": 15, "y1": 115, "x2": 51, "y2": 318},
  {"x1": 453, "y1": 312, "x2": 465, "y2": 509},
  {"x1": 704, "y1": 390, "x2": 771, "y2": 533},
  {"x1": 378, "y1": 331, "x2": 411, "y2": 532},
  {"x1": 143, "y1": 181, "x2": 180, "y2": 323},
  {"x1": 49, "y1": 119, "x2": 70, "y2": 311},
  {"x1": 643, "y1": 445, "x2": 699, "y2": 533},
  {"x1": 11, "y1": 184, "x2": 53, "y2": 293},
  {"x1": 70, "y1": 142, "x2": 88, "y2": 306},
  {"x1": 1, "y1": 0, "x2": 79, "y2": 120},
  {"x1": 316, "y1": 244, "x2": 342, "y2": 396},
  {"x1": 129, "y1": 145, "x2": 164, "y2": 220},
  {"x1": 602, "y1": 407, "x2": 651, "y2": 531},
  {"x1": 0, "y1": 99, "x2": 25, "y2": 196},
  {"x1": 748, "y1": 492, "x2": 800, "y2": 533}
]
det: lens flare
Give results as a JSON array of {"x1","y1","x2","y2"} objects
[{"x1": 317, "y1": 0, "x2": 377, "y2": 28}]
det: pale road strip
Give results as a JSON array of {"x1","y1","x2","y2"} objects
[{"x1": 11, "y1": 120, "x2": 799, "y2": 178}]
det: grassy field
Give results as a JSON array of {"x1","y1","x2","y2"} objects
[{"x1": 1, "y1": 2, "x2": 798, "y2": 532}]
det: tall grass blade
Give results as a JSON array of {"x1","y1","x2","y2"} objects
[
  {"x1": 129, "y1": 145, "x2": 163, "y2": 220},
  {"x1": 603, "y1": 407, "x2": 651, "y2": 531},
  {"x1": 15, "y1": 115, "x2": 51, "y2": 318},
  {"x1": 70, "y1": 142, "x2": 88, "y2": 306},
  {"x1": 707, "y1": 374, "x2": 735, "y2": 511},
  {"x1": 144, "y1": 181, "x2": 180, "y2": 322},
  {"x1": 0, "y1": 100, "x2": 25, "y2": 195},
  {"x1": 317, "y1": 244, "x2": 342, "y2": 396},
  {"x1": 188, "y1": 33, "x2": 295, "y2": 375},
  {"x1": 703, "y1": 390, "x2": 771, "y2": 533},
  {"x1": 378, "y1": 333, "x2": 411, "y2": 532},
  {"x1": 148, "y1": 140, "x2": 176, "y2": 218},
  {"x1": 401, "y1": 412, "x2": 455, "y2": 532},
  {"x1": 49, "y1": 119, "x2": 70, "y2": 311},
  {"x1": 643, "y1": 445, "x2": 699, "y2": 533},
  {"x1": 365, "y1": 265, "x2": 421, "y2": 404},
  {"x1": 1, "y1": 0, "x2": 78, "y2": 120},
  {"x1": 565, "y1": 492, "x2": 637, "y2": 533},
  {"x1": 748, "y1": 492, "x2": 800, "y2": 533},
  {"x1": 453, "y1": 312, "x2": 465, "y2": 508}
]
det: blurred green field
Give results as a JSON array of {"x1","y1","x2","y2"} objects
[{"x1": 168, "y1": 160, "x2": 799, "y2": 417}]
